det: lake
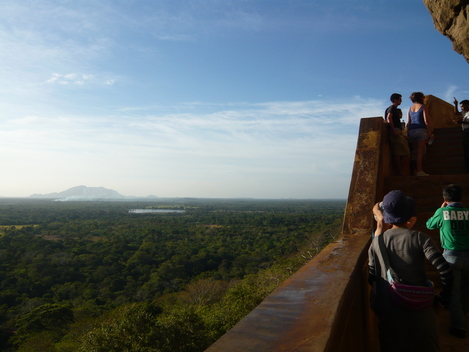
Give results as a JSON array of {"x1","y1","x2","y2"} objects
[{"x1": 129, "y1": 209, "x2": 185, "y2": 214}]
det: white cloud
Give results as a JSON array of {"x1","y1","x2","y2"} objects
[
  {"x1": 444, "y1": 85, "x2": 458, "y2": 102},
  {"x1": 0, "y1": 98, "x2": 383, "y2": 198},
  {"x1": 46, "y1": 73, "x2": 61, "y2": 83},
  {"x1": 40, "y1": 72, "x2": 116, "y2": 86}
]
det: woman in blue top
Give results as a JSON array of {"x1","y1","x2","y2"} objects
[{"x1": 407, "y1": 92, "x2": 434, "y2": 176}]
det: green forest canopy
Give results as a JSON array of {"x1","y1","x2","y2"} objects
[{"x1": 0, "y1": 198, "x2": 345, "y2": 352}]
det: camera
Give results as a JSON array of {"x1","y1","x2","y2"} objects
[{"x1": 374, "y1": 202, "x2": 384, "y2": 221}]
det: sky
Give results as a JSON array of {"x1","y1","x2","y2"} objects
[{"x1": 2, "y1": 0, "x2": 469, "y2": 199}]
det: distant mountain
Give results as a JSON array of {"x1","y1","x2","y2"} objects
[{"x1": 29, "y1": 185, "x2": 125, "y2": 200}]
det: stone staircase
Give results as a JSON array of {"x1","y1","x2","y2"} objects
[
  {"x1": 385, "y1": 126, "x2": 468, "y2": 249},
  {"x1": 422, "y1": 127, "x2": 465, "y2": 175},
  {"x1": 383, "y1": 175, "x2": 469, "y2": 247},
  {"x1": 383, "y1": 129, "x2": 469, "y2": 351},
  {"x1": 386, "y1": 126, "x2": 468, "y2": 244}
]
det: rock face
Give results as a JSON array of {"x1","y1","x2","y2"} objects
[{"x1": 423, "y1": 0, "x2": 469, "y2": 62}]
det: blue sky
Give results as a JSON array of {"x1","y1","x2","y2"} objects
[{"x1": 2, "y1": 0, "x2": 469, "y2": 199}]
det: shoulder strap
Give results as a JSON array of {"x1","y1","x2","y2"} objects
[
  {"x1": 377, "y1": 235, "x2": 390, "y2": 266},
  {"x1": 377, "y1": 235, "x2": 399, "y2": 282}
]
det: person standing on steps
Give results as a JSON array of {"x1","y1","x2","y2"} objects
[
  {"x1": 426, "y1": 184, "x2": 469, "y2": 338},
  {"x1": 407, "y1": 92, "x2": 433, "y2": 176},
  {"x1": 385, "y1": 93, "x2": 410, "y2": 175},
  {"x1": 369, "y1": 190, "x2": 452, "y2": 352},
  {"x1": 453, "y1": 97, "x2": 469, "y2": 173}
]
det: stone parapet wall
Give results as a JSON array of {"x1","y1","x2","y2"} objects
[
  {"x1": 425, "y1": 94, "x2": 459, "y2": 129},
  {"x1": 205, "y1": 117, "x2": 387, "y2": 352}
]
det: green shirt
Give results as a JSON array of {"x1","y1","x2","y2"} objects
[{"x1": 426, "y1": 203, "x2": 469, "y2": 250}]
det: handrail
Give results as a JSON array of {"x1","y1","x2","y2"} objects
[{"x1": 206, "y1": 117, "x2": 387, "y2": 352}]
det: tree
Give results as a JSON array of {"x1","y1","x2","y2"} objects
[{"x1": 14, "y1": 304, "x2": 74, "y2": 346}]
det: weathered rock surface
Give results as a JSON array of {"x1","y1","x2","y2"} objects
[{"x1": 423, "y1": 0, "x2": 469, "y2": 63}]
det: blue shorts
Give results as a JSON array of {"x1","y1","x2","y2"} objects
[{"x1": 408, "y1": 128, "x2": 428, "y2": 143}]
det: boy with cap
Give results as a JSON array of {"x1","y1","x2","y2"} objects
[
  {"x1": 426, "y1": 184, "x2": 469, "y2": 338},
  {"x1": 369, "y1": 190, "x2": 452, "y2": 352}
]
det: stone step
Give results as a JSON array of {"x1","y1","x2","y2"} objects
[
  {"x1": 421, "y1": 127, "x2": 465, "y2": 174},
  {"x1": 383, "y1": 174, "x2": 469, "y2": 244}
]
